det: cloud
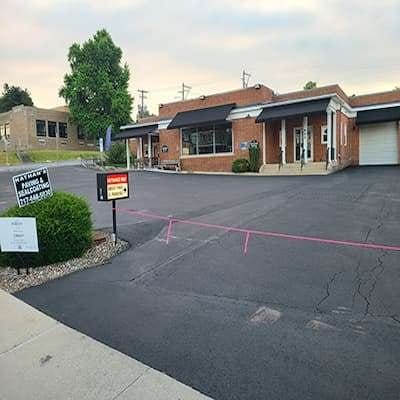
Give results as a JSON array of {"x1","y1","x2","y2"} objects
[{"x1": 1, "y1": 0, "x2": 399, "y2": 114}]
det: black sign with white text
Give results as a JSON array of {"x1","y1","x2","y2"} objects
[{"x1": 12, "y1": 167, "x2": 53, "y2": 208}]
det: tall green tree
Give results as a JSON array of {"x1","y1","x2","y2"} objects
[
  {"x1": 59, "y1": 29, "x2": 133, "y2": 139},
  {"x1": 0, "y1": 84, "x2": 34, "y2": 112},
  {"x1": 303, "y1": 81, "x2": 317, "y2": 90}
]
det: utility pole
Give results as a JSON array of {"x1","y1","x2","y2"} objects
[
  {"x1": 178, "y1": 83, "x2": 192, "y2": 101},
  {"x1": 241, "y1": 70, "x2": 251, "y2": 88},
  {"x1": 137, "y1": 89, "x2": 148, "y2": 118}
]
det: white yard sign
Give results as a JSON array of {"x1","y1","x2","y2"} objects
[{"x1": 0, "y1": 217, "x2": 39, "y2": 252}]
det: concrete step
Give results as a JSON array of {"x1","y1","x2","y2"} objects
[{"x1": 259, "y1": 162, "x2": 331, "y2": 176}]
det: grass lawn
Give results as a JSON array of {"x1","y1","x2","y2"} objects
[
  {"x1": 0, "y1": 151, "x2": 20, "y2": 165},
  {"x1": 28, "y1": 150, "x2": 101, "y2": 163}
]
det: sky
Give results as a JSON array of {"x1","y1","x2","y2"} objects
[{"x1": 1, "y1": 0, "x2": 399, "y2": 115}]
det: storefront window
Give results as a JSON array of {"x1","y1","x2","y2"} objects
[
  {"x1": 182, "y1": 123, "x2": 232, "y2": 156},
  {"x1": 198, "y1": 126, "x2": 214, "y2": 154},
  {"x1": 182, "y1": 127, "x2": 197, "y2": 155},
  {"x1": 215, "y1": 124, "x2": 232, "y2": 153}
]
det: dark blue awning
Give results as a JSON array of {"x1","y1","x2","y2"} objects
[
  {"x1": 356, "y1": 106, "x2": 400, "y2": 125},
  {"x1": 167, "y1": 103, "x2": 235, "y2": 129},
  {"x1": 114, "y1": 124, "x2": 158, "y2": 140},
  {"x1": 256, "y1": 98, "x2": 331, "y2": 122}
]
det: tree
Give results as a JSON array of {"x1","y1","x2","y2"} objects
[
  {"x1": 394, "y1": 86, "x2": 400, "y2": 91},
  {"x1": 0, "y1": 84, "x2": 34, "y2": 112},
  {"x1": 59, "y1": 29, "x2": 133, "y2": 139},
  {"x1": 303, "y1": 81, "x2": 317, "y2": 90}
]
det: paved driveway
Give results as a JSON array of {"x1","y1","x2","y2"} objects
[{"x1": 2, "y1": 166, "x2": 400, "y2": 400}]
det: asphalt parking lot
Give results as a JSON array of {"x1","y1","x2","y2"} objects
[{"x1": 1, "y1": 165, "x2": 400, "y2": 400}]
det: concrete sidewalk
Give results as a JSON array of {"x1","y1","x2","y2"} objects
[
  {"x1": 0, "y1": 289, "x2": 212, "y2": 400},
  {"x1": 0, "y1": 159, "x2": 82, "y2": 173}
]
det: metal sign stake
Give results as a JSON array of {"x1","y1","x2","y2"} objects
[{"x1": 112, "y1": 199, "x2": 117, "y2": 244}]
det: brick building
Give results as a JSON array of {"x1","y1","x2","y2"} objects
[
  {"x1": 117, "y1": 83, "x2": 400, "y2": 174},
  {"x1": 0, "y1": 105, "x2": 95, "y2": 152}
]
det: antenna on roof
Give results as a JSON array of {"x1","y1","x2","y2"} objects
[{"x1": 241, "y1": 70, "x2": 251, "y2": 88}]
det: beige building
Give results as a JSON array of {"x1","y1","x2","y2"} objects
[{"x1": 0, "y1": 105, "x2": 96, "y2": 151}]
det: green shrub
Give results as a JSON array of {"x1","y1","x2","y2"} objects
[
  {"x1": 106, "y1": 142, "x2": 126, "y2": 165},
  {"x1": 249, "y1": 143, "x2": 260, "y2": 172},
  {"x1": 0, "y1": 192, "x2": 93, "y2": 269},
  {"x1": 232, "y1": 158, "x2": 250, "y2": 173}
]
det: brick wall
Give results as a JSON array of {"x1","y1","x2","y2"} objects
[
  {"x1": 336, "y1": 111, "x2": 354, "y2": 167},
  {"x1": 351, "y1": 125, "x2": 360, "y2": 165},
  {"x1": 0, "y1": 105, "x2": 95, "y2": 151},
  {"x1": 273, "y1": 85, "x2": 349, "y2": 104},
  {"x1": 266, "y1": 114, "x2": 328, "y2": 163},
  {"x1": 158, "y1": 85, "x2": 273, "y2": 119},
  {"x1": 159, "y1": 117, "x2": 263, "y2": 172},
  {"x1": 159, "y1": 129, "x2": 180, "y2": 161},
  {"x1": 350, "y1": 90, "x2": 400, "y2": 107},
  {"x1": 265, "y1": 120, "x2": 280, "y2": 163}
]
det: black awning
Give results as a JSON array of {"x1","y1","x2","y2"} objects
[
  {"x1": 167, "y1": 103, "x2": 235, "y2": 130},
  {"x1": 356, "y1": 106, "x2": 400, "y2": 125},
  {"x1": 256, "y1": 98, "x2": 331, "y2": 122},
  {"x1": 114, "y1": 124, "x2": 158, "y2": 140}
]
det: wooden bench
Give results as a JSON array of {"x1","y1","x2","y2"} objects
[{"x1": 160, "y1": 159, "x2": 181, "y2": 171}]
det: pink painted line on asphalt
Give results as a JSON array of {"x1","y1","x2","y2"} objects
[{"x1": 117, "y1": 207, "x2": 400, "y2": 253}]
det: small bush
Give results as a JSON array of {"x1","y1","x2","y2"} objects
[
  {"x1": 249, "y1": 143, "x2": 260, "y2": 172},
  {"x1": 0, "y1": 192, "x2": 93, "y2": 269},
  {"x1": 106, "y1": 142, "x2": 126, "y2": 165},
  {"x1": 232, "y1": 158, "x2": 250, "y2": 173}
]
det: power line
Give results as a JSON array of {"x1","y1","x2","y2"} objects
[
  {"x1": 141, "y1": 77, "x2": 238, "y2": 94},
  {"x1": 177, "y1": 83, "x2": 192, "y2": 100},
  {"x1": 137, "y1": 89, "x2": 148, "y2": 118},
  {"x1": 241, "y1": 69, "x2": 251, "y2": 88}
]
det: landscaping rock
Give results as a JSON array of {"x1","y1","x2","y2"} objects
[{"x1": 0, "y1": 233, "x2": 128, "y2": 293}]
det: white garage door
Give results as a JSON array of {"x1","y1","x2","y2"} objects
[{"x1": 359, "y1": 122, "x2": 398, "y2": 165}]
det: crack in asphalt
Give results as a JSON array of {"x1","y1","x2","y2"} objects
[
  {"x1": 354, "y1": 183, "x2": 373, "y2": 202},
  {"x1": 351, "y1": 251, "x2": 389, "y2": 320},
  {"x1": 351, "y1": 191, "x2": 396, "y2": 322},
  {"x1": 315, "y1": 270, "x2": 344, "y2": 312}
]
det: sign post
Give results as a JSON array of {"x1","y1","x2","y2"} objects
[
  {"x1": 97, "y1": 172, "x2": 130, "y2": 244},
  {"x1": 99, "y1": 137, "x2": 104, "y2": 168},
  {"x1": 112, "y1": 199, "x2": 117, "y2": 243}
]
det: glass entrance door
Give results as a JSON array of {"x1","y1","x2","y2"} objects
[{"x1": 294, "y1": 127, "x2": 313, "y2": 162}]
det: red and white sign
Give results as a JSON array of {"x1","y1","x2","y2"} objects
[{"x1": 106, "y1": 173, "x2": 129, "y2": 200}]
